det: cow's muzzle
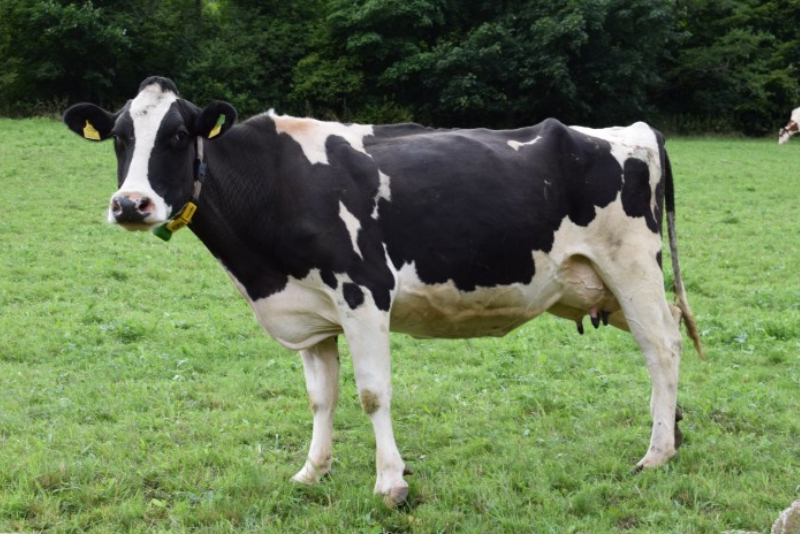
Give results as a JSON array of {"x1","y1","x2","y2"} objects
[{"x1": 110, "y1": 192, "x2": 155, "y2": 225}]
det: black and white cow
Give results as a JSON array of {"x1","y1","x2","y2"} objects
[
  {"x1": 778, "y1": 106, "x2": 800, "y2": 144},
  {"x1": 64, "y1": 77, "x2": 702, "y2": 506}
]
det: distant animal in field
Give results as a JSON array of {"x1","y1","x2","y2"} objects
[
  {"x1": 63, "y1": 76, "x2": 703, "y2": 507},
  {"x1": 778, "y1": 106, "x2": 800, "y2": 144}
]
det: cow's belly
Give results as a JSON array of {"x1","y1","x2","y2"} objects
[
  {"x1": 390, "y1": 290, "x2": 542, "y2": 338},
  {"x1": 227, "y1": 249, "x2": 619, "y2": 348},
  {"x1": 389, "y1": 262, "x2": 562, "y2": 338}
]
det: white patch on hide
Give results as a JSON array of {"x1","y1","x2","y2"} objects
[
  {"x1": 570, "y1": 122, "x2": 662, "y2": 220},
  {"x1": 507, "y1": 136, "x2": 541, "y2": 151},
  {"x1": 268, "y1": 110, "x2": 374, "y2": 166},
  {"x1": 223, "y1": 266, "x2": 341, "y2": 350},
  {"x1": 570, "y1": 122, "x2": 658, "y2": 171},
  {"x1": 371, "y1": 171, "x2": 392, "y2": 220},
  {"x1": 339, "y1": 201, "x2": 363, "y2": 259}
]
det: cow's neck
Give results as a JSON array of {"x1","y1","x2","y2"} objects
[{"x1": 188, "y1": 120, "x2": 291, "y2": 300}]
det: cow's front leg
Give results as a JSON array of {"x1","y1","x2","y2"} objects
[
  {"x1": 292, "y1": 337, "x2": 340, "y2": 484},
  {"x1": 345, "y1": 317, "x2": 408, "y2": 507}
]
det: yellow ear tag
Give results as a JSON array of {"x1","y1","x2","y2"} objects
[
  {"x1": 208, "y1": 114, "x2": 226, "y2": 139},
  {"x1": 165, "y1": 202, "x2": 198, "y2": 233},
  {"x1": 83, "y1": 120, "x2": 101, "y2": 140}
]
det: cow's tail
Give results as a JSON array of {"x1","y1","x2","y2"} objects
[{"x1": 664, "y1": 154, "x2": 705, "y2": 359}]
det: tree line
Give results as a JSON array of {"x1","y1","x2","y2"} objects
[{"x1": 1, "y1": 0, "x2": 798, "y2": 135}]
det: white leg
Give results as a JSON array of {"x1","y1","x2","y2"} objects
[
  {"x1": 595, "y1": 255, "x2": 682, "y2": 469},
  {"x1": 636, "y1": 311, "x2": 682, "y2": 469},
  {"x1": 345, "y1": 317, "x2": 408, "y2": 507},
  {"x1": 292, "y1": 337, "x2": 340, "y2": 484}
]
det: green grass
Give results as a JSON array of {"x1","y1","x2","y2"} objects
[{"x1": 1, "y1": 119, "x2": 799, "y2": 533}]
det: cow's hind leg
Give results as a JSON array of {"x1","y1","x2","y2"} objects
[
  {"x1": 292, "y1": 337, "x2": 340, "y2": 484},
  {"x1": 633, "y1": 307, "x2": 682, "y2": 469},
  {"x1": 597, "y1": 256, "x2": 683, "y2": 470}
]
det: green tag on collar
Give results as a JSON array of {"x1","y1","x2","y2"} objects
[{"x1": 152, "y1": 224, "x2": 174, "y2": 241}]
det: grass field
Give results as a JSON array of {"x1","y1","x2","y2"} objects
[{"x1": 0, "y1": 118, "x2": 798, "y2": 533}]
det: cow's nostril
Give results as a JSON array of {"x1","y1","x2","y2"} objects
[
  {"x1": 112, "y1": 198, "x2": 123, "y2": 215},
  {"x1": 138, "y1": 197, "x2": 151, "y2": 212}
]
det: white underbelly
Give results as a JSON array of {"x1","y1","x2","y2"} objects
[
  {"x1": 225, "y1": 248, "x2": 605, "y2": 348},
  {"x1": 389, "y1": 261, "x2": 561, "y2": 338}
]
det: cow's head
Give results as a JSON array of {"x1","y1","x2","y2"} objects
[
  {"x1": 778, "y1": 107, "x2": 800, "y2": 145},
  {"x1": 63, "y1": 77, "x2": 236, "y2": 231}
]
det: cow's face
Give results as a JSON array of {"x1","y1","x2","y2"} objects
[{"x1": 63, "y1": 77, "x2": 236, "y2": 230}]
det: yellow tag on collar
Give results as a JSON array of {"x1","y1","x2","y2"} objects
[
  {"x1": 165, "y1": 202, "x2": 197, "y2": 232},
  {"x1": 208, "y1": 114, "x2": 226, "y2": 139},
  {"x1": 83, "y1": 120, "x2": 101, "y2": 140}
]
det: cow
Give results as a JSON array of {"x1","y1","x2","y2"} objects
[
  {"x1": 63, "y1": 76, "x2": 703, "y2": 507},
  {"x1": 778, "y1": 106, "x2": 800, "y2": 144}
]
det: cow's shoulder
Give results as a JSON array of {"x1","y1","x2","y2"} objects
[{"x1": 258, "y1": 110, "x2": 375, "y2": 167}]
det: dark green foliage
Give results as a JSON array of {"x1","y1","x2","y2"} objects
[
  {"x1": 180, "y1": 0, "x2": 323, "y2": 115},
  {"x1": 0, "y1": 0, "x2": 798, "y2": 133},
  {"x1": 658, "y1": 0, "x2": 800, "y2": 135},
  {"x1": 0, "y1": 0, "x2": 130, "y2": 113}
]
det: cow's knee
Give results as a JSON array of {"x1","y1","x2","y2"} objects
[{"x1": 360, "y1": 389, "x2": 381, "y2": 415}]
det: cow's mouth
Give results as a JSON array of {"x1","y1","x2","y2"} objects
[{"x1": 115, "y1": 220, "x2": 160, "y2": 231}]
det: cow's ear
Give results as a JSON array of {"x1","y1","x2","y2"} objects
[
  {"x1": 63, "y1": 103, "x2": 116, "y2": 142},
  {"x1": 196, "y1": 101, "x2": 237, "y2": 140}
]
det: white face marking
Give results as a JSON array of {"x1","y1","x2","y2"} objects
[
  {"x1": 110, "y1": 84, "x2": 177, "y2": 224},
  {"x1": 339, "y1": 201, "x2": 363, "y2": 259},
  {"x1": 268, "y1": 110, "x2": 374, "y2": 165},
  {"x1": 507, "y1": 136, "x2": 541, "y2": 151}
]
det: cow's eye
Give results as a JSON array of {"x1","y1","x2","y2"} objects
[{"x1": 175, "y1": 129, "x2": 189, "y2": 143}]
